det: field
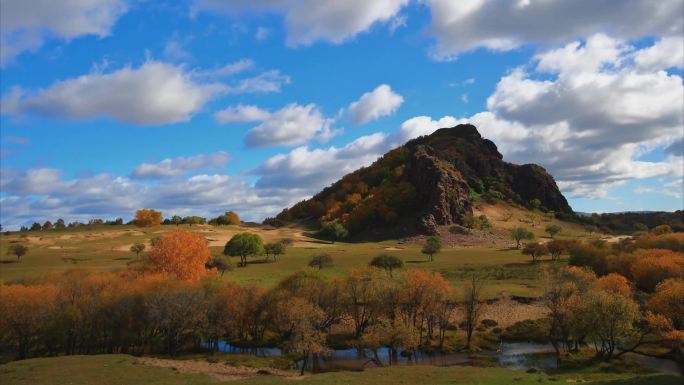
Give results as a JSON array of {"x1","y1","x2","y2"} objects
[
  {"x1": 0, "y1": 204, "x2": 596, "y2": 299},
  {"x1": 3, "y1": 205, "x2": 678, "y2": 385},
  {"x1": 1, "y1": 354, "x2": 680, "y2": 385}
]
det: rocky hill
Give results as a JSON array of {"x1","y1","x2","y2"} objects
[{"x1": 275, "y1": 124, "x2": 572, "y2": 237}]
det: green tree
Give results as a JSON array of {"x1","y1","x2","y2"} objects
[
  {"x1": 369, "y1": 254, "x2": 403, "y2": 277},
  {"x1": 54, "y1": 218, "x2": 66, "y2": 230},
  {"x1": 130, "y1": 243, "x2": 146, "y2": 257},
  {"x1": 545, "y1": 224, "x2": 562, "y2": 238},
  {"x1": 264, "y1": 242, "x2": 286, "y2": 261},
  {"x1": 171, "y1": 215, "x2": 182, "y2": 226},
  {"x1": 224, "y1": 233, "x2": 264, "y2": 267},
  {"x1": 8, "y1": 244, "x2": 28, "y2": 260},
  {"x1": 207, "y1": 255, "x2": 232, "y2": 276},
  {"x1": 30, "y1": 222, "x2": 41, "y2": 231},
  {"x1": 308, "y1": 253, "x2": 334, "y2": 270},
  {"x1": 319, "y1": 222, "x2": 348, "y2": 244},
  {"x1": 530, "y1": 198, "x2": 542, "y2": 210},
  {"x1": 511, "y1": 227, "x2": 535, "y2": 249},
  {"x1": 421, "y1": 236, "x2": 442, "y2": 262}
]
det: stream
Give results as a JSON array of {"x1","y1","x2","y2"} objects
[{"x1": 210, "y1": 341, "x2": 682, "y2": 375}]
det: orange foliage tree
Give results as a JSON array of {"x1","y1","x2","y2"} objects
[
  {"x1": 135, "y1": 209, "x2": 162, "y2": 227},
  {"x1": 146, "y1": 229, "x2": 211, "y2": 281},
  {"x1": 0, "y1": 284, "x2": 57, "y2": 359},
  {"x1": 630, "y1": 249, "x2": 684, "y2": 292},
  {"x1": 597, "y1": 273, "x2": 632, "y2": 298}
]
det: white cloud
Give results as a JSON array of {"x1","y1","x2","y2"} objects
[
  {"x1": 2, "y1": 60, "x2": 224, "y2": 125},
  {"x1": 0, "y1": 167, "x2": 287, "y2": 230},
  {"x1": 0, "y1": 0, "x2": 128, "y2": 65},
  {"x1": 215, "y1": 104, "x2": 271, "y2": 123},
  {"x1": 348, "y1": 84, "x2": 404, "y2": 125},
  {"x1": 255, "y1": 27, "x2": 270, "y2": 41},
  {"x1": 458, "y1": 35, "x2": 684, "y2": 198},
  {"x1": 194, "y1": 59, "x2": 255, "y2": 78},
  {"x1": 426, "y1": 0, "x2": 683, "y2": 60},
  {"x1": 254, "y1": 132, "x2": 389, "y2": 193},
  {"x1": 132, "y1": 152, "x2": 230, "y2": 179},
  {"x1": 634, "y1": 36, "x2": 684, "y2": 71},
  {"x1": 391, "y1": 115, "x2": 457, "y2": 145},
  {"x1": 225, "y1": 70, "x2": 291, "y2": 94},
  {"x1": 244, "y1": 103, "x2": 339, "y2": 147},
  {"x1": 193, "y1": 0, "x2": 409, "y2": 46}
]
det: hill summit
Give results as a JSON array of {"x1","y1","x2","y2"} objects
[{"x1": 276, "y1": 124, "x2": 572, "y2": 237}]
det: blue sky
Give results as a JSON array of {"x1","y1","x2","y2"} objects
[{"x1": 1, "y1": 0, "x2": 683, "y2": 229}]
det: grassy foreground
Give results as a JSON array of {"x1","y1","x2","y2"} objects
[{"x1": 1, "y1": 354, "x2": 680, "y2": 385}]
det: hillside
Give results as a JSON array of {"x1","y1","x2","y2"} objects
[{"x1": 276, "y1": 124, "x2": 572, "y2": 237}]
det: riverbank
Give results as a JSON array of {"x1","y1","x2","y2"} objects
[{"x1": 1, "y1": 354, "x2": 681, "y2": 385}]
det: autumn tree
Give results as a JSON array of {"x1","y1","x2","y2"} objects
[
  {"x1": 146, "y1": 229, "x2": 211, "y2": 281},
  {"x1": 630, "y1": 249, "x2": 684, "y2": 292},
  {"x1": 264, "y1": 242, "x2": 286, "y2": 262},
  {"x1": 421, "y1": 236, "x2": 442, "y2": 262},
  {"x1": 8, "y1": 244, "x2": 28, "y2": 260},
  {"x1": 545, "y1": 224, "x2": 562, "y2": 238},
  {"x1": 463, "y1": 275, "x2": 483, "y2": 350},
  {"x1": 511, "y1": 227, "x2": 535, "y2": 249},
  {"x1": 319, "y1": 222, "x2": 348, "y2": 244},
  {"x1": 573, "y1": 290, "x2": 639, "y2": 361},
  {"x1": 343, "y1": 267, "x2": 388, "y2": 338},
  {"x1": 224, "y1": 233, "x2": 264, "y2": 267},
  {"x1": 130, "y1": 243, "x2": 145, "y2": 257},
  {"x1": 135, "y1": 209, "x2": 162, "y2": 227},
  {"x1": 0, "y1": 284, "x2": 57, "y2": 359},
  {"x1": 42, "y1": 220, "x2": 53, "y2": 231},
  {"x1": 648, "y1": 278, "x2": 684, "y2": 329},
  {"x1": 210, "y1": 211, "x2": 240, "y2": 226},
  {"x1": 369, "y1": 254, "x2": 403, "y2": 277},
  {"x1": 652, "y1": 225, "x2": 673, "y2": 235},
  {"x1": 546, "y1": 239, "x2": 576, "y2": 261},
  {"x1": 206, "y1": 256, "x2": 231, "y2": 276},
  {"x1": 308, "y1": 253, "x2": 334, "y2": 270},
  {"x1": 597, "y1": 273, "x2": 632, "y2": 298},
  {"x1": 275, "y1": 297, "x2": 327, "y2": 375},
  {"x1": 522, "y1": 242, "x2": 548, "y2": 263}
]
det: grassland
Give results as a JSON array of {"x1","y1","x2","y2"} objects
[
  {"x1": 0, "y1": 204, "x2": 590, "y2": 298},
  {"x1": 1, "y1": 354, "x2": 681, "y2": 385}
]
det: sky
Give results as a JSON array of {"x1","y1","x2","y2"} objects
[{"x1": 0, "y1": 0, "x2": 683, "y2": 229}]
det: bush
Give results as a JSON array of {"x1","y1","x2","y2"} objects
[
  {"x1": 630, "y1": 249, "x2": 684, "y2": 292},
  {"x1": 502, "y1": 318, "x2": 550, "y2": 343},
  {"x1": 308, "y1": 253, "x2": 334, "y2": 270},
  {"x1": 568, "y1": 243, "x2": 611, "y2": 275}
]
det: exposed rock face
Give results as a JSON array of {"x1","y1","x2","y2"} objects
[
  {"x1": 407, "y1": 145, "x2": 473, "y2": 234},
  {"x1": 276, "y1": 124, "x2": 573, "y2": 237}
]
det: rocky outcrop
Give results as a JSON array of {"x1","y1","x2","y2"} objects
[
  {"x1": 407, "y1": 145, "x2": 473, "y2": 233},
  {"x1": 276, "y1": 123, "x2": 573, "y2": 237}
]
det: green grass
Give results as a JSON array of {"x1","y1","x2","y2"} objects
[
  {"x1": 0, "y1": 223, "x2": 551, "y2": 298},
  {"x1": 1, "y1": 354, "x2": 679, "y2": 385}
]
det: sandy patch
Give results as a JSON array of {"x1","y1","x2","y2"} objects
[
  {"x1": 384, "y1": 247, "x2": 403, "y2": 251},
  {"x1": 600, "y1": 235, "x2": 632, "y2": 243},
  {"x1": 453, "y1": 296, "x2": 548, "y2": 328},
  {"x1": 115, "y1": 242, "x2": 151, "y2": 252},
  {"x1": 134, "y1": 357, "x2": 301, "y2": 382}
]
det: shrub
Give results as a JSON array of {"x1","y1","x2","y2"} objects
[
  {"x1": 308, "y1": 253, "x2": 334, "y2": 270},
  {"x1": 630, "y1": 249, "x2": 684, "y2": 292}
]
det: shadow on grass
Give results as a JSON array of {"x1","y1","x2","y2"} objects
[
  {"x1": 406, "y1": 260, "x2": 430, "y2": 264},
  {"x1": 0, "y1": 259, "x2": 19, "y2": 264}
]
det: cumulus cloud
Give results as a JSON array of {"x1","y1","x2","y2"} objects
[
  {"x1": 2, "y1": 60, "x2": 224, "y2": 125},
  {"x1": 193, "y1": 0, "x2": 408, "y2": 46},
  {"x1": 634, "y1": 36, "x2": 684, "y2": 71},
  {"x1": 457, "y1": 34, "x2": 684, "y2": 198},
  {"x1": 254, "y1": 132, "x2": 389, "y2": 194},
  {"x1": 0, "y1": 0, "x2": 128, "y2": 65},
  {"x1": 131, "y1": 152, "x2": 230, "y2": 179},
  {"x1": 0, "y1": 167, "x2": 287, "y2": 230},
  {"x1": 348, "y1": 84, "x2": 404, "y2": 125},
  {"x1": 426, "y1": 0, "x2": 683, "y2": 60},
  {"x1": 237, "y1": 103, "x2": 339, "y2": 148}
]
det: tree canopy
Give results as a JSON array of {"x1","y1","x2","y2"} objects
[{"x1": 224, "y1": 233, "x2": 265, "y2": 267}]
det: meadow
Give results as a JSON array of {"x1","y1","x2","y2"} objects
[{"x1": 1, "y1": 205, "x2": 681, "y2": 385}]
